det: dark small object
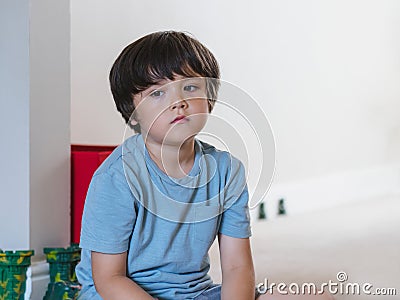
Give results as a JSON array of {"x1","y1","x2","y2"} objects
[
  {"x1": 258, "y1": 202, "x2": 267, "y2": 219},
  {"x1": 278, "y1": 198, "x2": 286, "y2": 215}
]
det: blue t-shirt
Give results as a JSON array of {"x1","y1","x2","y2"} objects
[{"x1": 76, "y1": 134, "x2": 251, "y2": 300}]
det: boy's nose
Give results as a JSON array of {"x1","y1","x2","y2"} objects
[{"x1": 169, "y1": 99, "x2": 188, "y2": 110}]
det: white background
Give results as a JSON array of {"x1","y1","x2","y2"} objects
[{"x1": 71, "y1": 0, "x2": 400, "y2": 186}]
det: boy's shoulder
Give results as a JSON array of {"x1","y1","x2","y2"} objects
[
  {"x1": 197, "y1": 140, "x2": 240, "y2": 163},
  {"x1": 92, "y1": 144, "x2": 124, "y2": 177},
  {"x1": 93, "y1": 134, "x2": 146, "y2": 178},
  {"x1": 197, "y1": 139, "x2": 244, "y2": 172},
  {"x1": 92, "y1": 135, "x2": 137, "y2": 175},
  {"x1": 198, "y1": 139, "x2": 228, "y2": 157}
]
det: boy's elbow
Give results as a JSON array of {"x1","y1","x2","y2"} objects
[
  {"x1": 91, "y1": 251, "x2": 128, "y2": 296},
  {"x1": 222, "y1": 263, "x2": 255, "y2": 281}
]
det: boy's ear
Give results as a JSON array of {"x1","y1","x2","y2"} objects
[
  {"x1": 130, "y1": 117, "x2": 138, "y2": 127},
  {"x1": 130, "y1": 103, "x2": 139, "y2": 126},
  {"x1": 131, "y1": 95, "x2": 142, "y2": 126}
]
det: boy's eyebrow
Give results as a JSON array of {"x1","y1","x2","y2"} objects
[
  {"x1": 147, "y1": 79, "x2": 170, "y2": 90},
  {"x1": 143, "y1": 82, "x2": 165, "y2": 92}
]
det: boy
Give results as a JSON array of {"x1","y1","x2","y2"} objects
[{"x1": 76, "y1": 31, "x2": 332, "y2": 300}]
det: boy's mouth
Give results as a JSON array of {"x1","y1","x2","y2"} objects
[{"x1": 171, "y1": 115, "x2": 188, "y2": 124}]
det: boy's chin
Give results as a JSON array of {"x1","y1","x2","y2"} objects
[{"x1": 143, "y1": 124, "x2": 204, "y2": 147}]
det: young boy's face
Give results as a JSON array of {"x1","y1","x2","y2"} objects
[{"x1": 132, "y1": 75, "x2": 209, "y2": 146}]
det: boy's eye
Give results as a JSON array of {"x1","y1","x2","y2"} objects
[
  {"x1": 149, "y1": 90, "x2": 164, "y2": 97},
  {"x1": 184, "y1": 85, "x2": 198, "y2": 92}
]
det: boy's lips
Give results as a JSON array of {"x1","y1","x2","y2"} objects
[{"x1": 170, "y1": 115, "x2": 189, "y2": 124}]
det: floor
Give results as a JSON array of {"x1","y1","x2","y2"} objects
[{"x1": 208, "y1": 194, "x2": 400, "y2": 299}]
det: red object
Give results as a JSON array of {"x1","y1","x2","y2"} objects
[{"x1": 71, "y1": 145, "x2": 116, "y2": 243}]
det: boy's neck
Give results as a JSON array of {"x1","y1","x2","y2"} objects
[{"x1": 144, "y1": 136, "x2": 196, "y2": 179}]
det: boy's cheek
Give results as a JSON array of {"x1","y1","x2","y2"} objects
[
  {"x1": 189, "y1": 114, "x2": 208, "y2": 132},
  {"x1": 190, "y1": 112, "x2": 208, "y2": 122},
  {"x1": 136, "y1": 105, "x2": 168, "y2": 122}
]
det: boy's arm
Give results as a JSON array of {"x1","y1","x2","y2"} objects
[
  {"x1": 92, "y1": 251, "x2": 156, "y2": 300},
  {"x1": 218, "y1": 233, "x2": 255, "y2": 300}
]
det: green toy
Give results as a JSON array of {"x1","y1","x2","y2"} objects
[
  {"x1": 43, "y1": 244, "x2": 81, "y2": 300},
  {"x1": 43, "y1": 244, "x2": 81, "y2": 283},
  {"x1": 43, "y1": 282, "x2": 80, "y2": 300},
  {"x1": 258, "y1": 202, "x2": 267, "y2": 219},
  {"x1": 0, "y1": 250, "x2": 34, "y2": 300},
  {"x1": 278, "y1": 198, "x2": 287, "y2": 215}
]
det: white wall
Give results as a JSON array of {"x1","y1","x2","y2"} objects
[
  {"x1": 0, "y1": 0, "x2": 30, "y2": 250},
  {"x1": 71, "y1": 0, "x2": 400, "y2": 186},
  {"x1": 1, "y1": 0, "x2": 70, "y2": 298},
  {"x1": 29, "y1": 0, "x2": 71, "y2": 257}
]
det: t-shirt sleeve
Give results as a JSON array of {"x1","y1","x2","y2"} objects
[
  {"x1": 79, "y1": 169, "x2": 136, "y2": 254},
  {"x1": 218, "y1": 158, "x2": 252, "y2": 239}
]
